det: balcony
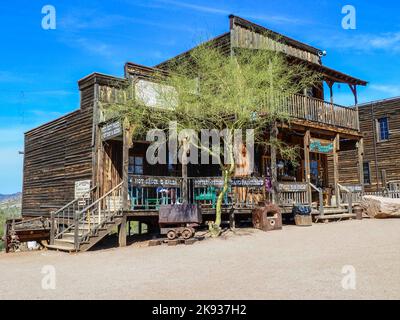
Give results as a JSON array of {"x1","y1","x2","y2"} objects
[{"x1": 282, "y1": 94, "x2": 359, "y2": 131}]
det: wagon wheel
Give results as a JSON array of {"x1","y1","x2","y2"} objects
[
  {"x1": 167, "y1": 230, "x2": 177, "y2": 240},
  {"x1": 181, "y1": 228, "x2": 193, "y2": 240}
]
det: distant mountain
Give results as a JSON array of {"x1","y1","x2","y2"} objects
[
  {"x1": 0, "y1": 193, "x2": 21, "y2": 203},
  {"x1": 0, "y1": 193, "x2": 22, "y2": 210}
]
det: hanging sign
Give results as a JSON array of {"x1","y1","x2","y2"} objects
[
  {"x1": 101, "y1": 121, "x2": 122, "y2": 141},
  {"x1": 310, "y1": 138, "x2": 334, "y2": 154}
]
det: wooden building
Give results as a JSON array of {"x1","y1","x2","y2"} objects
[
  {"x1": 21, "y1": 16, "x2": 368, "y2": 252},
  {"x1": 355, "y1": 97, "x2": 400, "y2": 192}
]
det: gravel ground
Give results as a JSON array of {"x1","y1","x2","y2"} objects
[{"x1": 0, "y1": 219, "x2": 399, "y2": 300}]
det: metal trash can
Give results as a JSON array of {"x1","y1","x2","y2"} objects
[{"x1": 353, "y1": 205, "x2": 363, "y2": 220}]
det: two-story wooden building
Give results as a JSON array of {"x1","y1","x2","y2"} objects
[
  {"x1": 21, "y1": 16, "x2": 368, "y2": 252},
  {"x1": 356, "y1": 96, "x2": 400, "y2": 192}
]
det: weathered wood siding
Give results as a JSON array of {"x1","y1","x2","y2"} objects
[
  {"x1": 22, "y1": 86, "x2": 94, "y2": 217},
  {"x1": 359, "y1": 98, "x2": 400, "y2": 191}
]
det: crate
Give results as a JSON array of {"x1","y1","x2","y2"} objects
[{"x1": 295, "y1": 215, "x2": 312, "y2": 226}]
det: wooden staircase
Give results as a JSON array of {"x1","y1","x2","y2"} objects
[
  {"x1": 314, "y1": 206, "x2": 356, "y2": 223},
  {"x1": 47, "y1": 182, "x2": 124, "y2": 253}
]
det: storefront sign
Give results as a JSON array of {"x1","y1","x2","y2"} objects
[
  {"x1": 277, "y1": 182, "x2": 308, "y2": 192},
  {"x1": 101, "y1": 121, "x2": 122, "y2": 141},
  {"x1": 194, "y1": 177, "x2": 265, "y2": 188},
  {"x1": 130, "y1": 176, "x2": 181, "y2": 188},
  {"x1": 343, "y1": 185, "x2": 363, "y2": 193},
  {"x1": 310, "y1": 138, "x2": 334, "y2": 154}
]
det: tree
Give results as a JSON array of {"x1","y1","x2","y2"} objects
[{"x1": 108, "y1": 41, "x2": 319, "y2": 236}]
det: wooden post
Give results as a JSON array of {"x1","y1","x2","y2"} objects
[
  {"x1": 181, "y1": 138, "x2": 189, "y2": 204},
  {"x1": 304, "y1": 130, "x2": 311, "y2": 204},
  {"x1": 270, "y1": 123, "x2": 278, "y2": 204},
  {"x1": 333, "y1": 134, "x2": 340, "y2": 207},
  {"x1": 357, "y1": 138, "x2": 364, "y2": 192},
  {"x1": 122, "y1": 121, "x2": 133, "y2": 211},
  {"x1": 118, "y1": 215, "x2": 127, "y2": 247},
  {"x1": 50, "y1": 211, "x2": 55, "y2": 245}
]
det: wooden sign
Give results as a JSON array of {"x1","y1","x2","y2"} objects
[
  {"x1": 75, "y1": 180, "x2": 91, "y2": 199},
  {"x1": 310, "y1": 138, "x2": 334, "y2": 154},
  {"x1": 343, "y1": 185, "x2": 363, "y2": 193},
  {"x1": 130, "y1": 176, "x2": 181, "y2": 188},
  {"x1": 101, "y1": 121, "x2": 122, "y2": 141},
  {"x1": 277, "y1": 182, "x2": 308, "y2": 192},
  {"x1": 194, "y1": 177, "x2": 265, "y2": 188}
]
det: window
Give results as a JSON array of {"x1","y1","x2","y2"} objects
[
  {"x1": 363, "y1": 162, "x2": 371, "y2": 185},
  {"x1": 129, "y1": 156, "x2": 144, "y2": 175},
  {"x1": 377, "y1": 117, "x2": 389, "y2": 141}
]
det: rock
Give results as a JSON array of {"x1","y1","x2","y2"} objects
[{"x1": 361, "y1": 196, "x2": 400, "y2": 219}]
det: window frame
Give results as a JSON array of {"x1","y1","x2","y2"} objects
[
  {"x1": 363, "y1": 161, "x2": 371, "y2": 185},
  {"x1": 376, "y1": 117, "x2": 390, "y2": 142}
]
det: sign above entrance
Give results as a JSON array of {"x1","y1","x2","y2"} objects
[
  {"x1": 101, "y1": 121, "x2": 122, "y2": 141},
  {"x1": 310, "y1": 138, "x2": 334, "y2": 154}
]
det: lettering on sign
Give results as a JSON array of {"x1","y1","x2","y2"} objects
[
  {"x1": 277, "y1": 183, "x2": 308, "y2": 192},
  {"x1": 130, "y1": 176, "x2": 181, "y2": 188},
  {"x1": 75, "y1": 180, "x2": 91, "y2": 199},
  {"x1": 310, "y1": 138, "x2": 334, "y2": 154},
  {"x1": 101, "y1": 121, "x2": 122, "y2": 141}
]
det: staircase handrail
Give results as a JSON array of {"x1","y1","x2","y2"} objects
[{"x1": 337, "y1": 183, "x2": 353, "y2": 214}]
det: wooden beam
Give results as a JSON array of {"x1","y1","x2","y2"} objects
[
  {"x1": 270, "y1": 123, "x2": 278, "y2": 204},
  {"x1": 357, "y1": 138, "x2": 364, "y2": 192},
  {"x1": 304, "y1": 130, "x2": 311, "y2": 204},
  {"x1": 118, "y1": 216, "x2": 127, "y2": 247},
  {"x1": 122, "y1": 120, "x2": 133, "y2": 211},
  {"x1": 333, "y1": 134, "x2": 340, "y2": 206},
  {"x1": 349, "y1": 84, "x2": 358, "y2": 106},
  {"x1": 326, "y1": 80, "x2": 335, "y2": 104}
]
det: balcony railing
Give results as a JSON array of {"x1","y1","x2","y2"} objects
[{"x1": 281, "y1": 94, "x2": 359, "y2": 131}]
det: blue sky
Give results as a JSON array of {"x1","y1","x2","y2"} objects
[{"x1": 0, "y1": 0, "x2": 399, "y2": 194}]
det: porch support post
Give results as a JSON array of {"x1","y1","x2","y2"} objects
[
  {"x1": 333, "y1": 134, "x2": 340, "y2": 207},
  {"x1": 270, "y1": 123, "x2": 278, "y2": 204},
  {"x1": 326, "y1": 81, "x2": 335, "y2": 104},
  {"x1": 118, "y1": 216, "x2": 127, "y2": 247},
  {"x1": 357, "y1": 138, "x2": 364, "y2": 192},
  {"x1": 122, "y1": 120, "x2": 133, "y2": 211},
  {"x1": 304, "y1": 130, "x2": 311, "y2": 204}
]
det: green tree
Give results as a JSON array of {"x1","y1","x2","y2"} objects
[{"x1": 109, "y1": 42, "x2": 318, "y2": 236}]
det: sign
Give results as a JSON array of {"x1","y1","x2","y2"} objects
[
  {"x1": 193, "y1": 177, "x2": 265, "y2": 188},
  {"x1": 101, "y1": 121, "x2": 122, "y2": 141},
  {"x1": 343, "y1": 185, "x2": 363, "y2": 193},
  {"x1": 75, "y1": 180, "x2": 91, "y2": 199},
  {"x1": 310, "y1": 138, "x2": 334, "y2": 154},
  {"x1": 277, "y1": 183, "x2": 308, "y2": 193},
  {"x1": 130, "y1": 176, "x2": 181, "y2": 188}
]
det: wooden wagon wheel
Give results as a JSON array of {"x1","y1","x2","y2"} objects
[
  {"x1": 167, "y1": 230, "x2": 177, "y2": 240},
  {"x1": 181, "y1": 228, "x2": 193, "y2": 240}
]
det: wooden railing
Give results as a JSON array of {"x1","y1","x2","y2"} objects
[{"x1": 281, "y1": 94, "x2": 359, "y2": 131}]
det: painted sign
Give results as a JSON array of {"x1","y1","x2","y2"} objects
[
  {"x1": 130, "y1": 176, "x2": 181, "y2": 188},
  {"x1": 277, "y1": 183, "x2": 308, "y2": 192},
  {"x1": 101, "y1": 121, "x2": 122, "y2": 141},
  {"x1": 75, "y1": 180, "x2": 91, "y2": 199},
  {"x1": 343, "y1": 185, "x2": 363, "y2": 193},
  {"x1": 194, "y1": 177, "x2": 265, "y2": 188},
  {"x1": 310, "y1": 138, "x2": 334, "y2": 154}
]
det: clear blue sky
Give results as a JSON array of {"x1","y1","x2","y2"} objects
[{"x1": 0, "y1": 0, "x2": 399, "y2": 194}]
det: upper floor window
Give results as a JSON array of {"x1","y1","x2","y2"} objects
[{"x1": 377, "y1": 117, "x2": 389, "y2": 142}]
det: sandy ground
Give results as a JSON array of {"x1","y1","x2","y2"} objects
[{"x1": 0, "y1": 219, "x2": 399, "y2": 300}]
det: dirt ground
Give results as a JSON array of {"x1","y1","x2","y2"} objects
[{"x1": 0, "y1": 219, "x2": 399, "y2": 300}]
